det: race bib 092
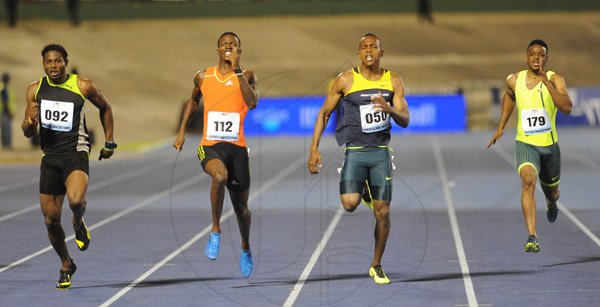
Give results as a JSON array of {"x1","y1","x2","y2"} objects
[{"x1": 40, "y1": 99, "x2": 74, "y2": 132}]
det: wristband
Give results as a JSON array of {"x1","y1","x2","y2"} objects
[
  {"x1": 104, "y1": 141, "x2": 117, "y2": 151},
  {"x1": 234, "y1": 67, "x2": 243, "y2": 76}
]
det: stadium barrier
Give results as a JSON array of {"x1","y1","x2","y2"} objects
[{"x1": 244, "y1": 94, "x2": 466, "y2": 136}]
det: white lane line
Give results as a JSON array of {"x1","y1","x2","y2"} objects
[
  {"x1": 100, "y1": 155, "x2": 306, "y2": 307},
  {"x1": 491, "y1": 144, "x2": 600, "y2": 248},
  {"x1": 566, "y1": 149, "x2": 600, "y2": 173},
  {"x1": 0, "y1": 155, "x2": 181, "y2": 223},
  {"x1": 283, "y1": 207, "x2": 344, "y2": 307},
  {"x1": 99, "y1": 210, "x2": 234, "y2": 307},
  {"x1": 432, "y1": 136, "x2": 479, "y2": 307},
  {"x1": 0, "y1": 173, "x2": 206, "y2": 275},
  {"x1": 0, "y1": 177, "x2": 37, "y2": 193},
  {"x1": 560, "y1": 206, "x2": 600, "y2": 247},
  {"x1": 0, "y1": 206, "x2": 38, "y2": 223}
]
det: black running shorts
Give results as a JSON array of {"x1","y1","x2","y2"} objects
[
  {"x1": 40, "y1": 151, "x2": 89, "y2": 195},
  {"x1": 197, "y1": 142, "x2": 250, "y2": 192}
]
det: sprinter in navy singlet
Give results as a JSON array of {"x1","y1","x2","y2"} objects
[{"x1": 308, "y1": 34, "x2": 410, "y2": 284}]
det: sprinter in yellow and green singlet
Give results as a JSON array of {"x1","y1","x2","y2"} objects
[{"x1": 487, "y1": 39, "x2": 572, "y2": 253}]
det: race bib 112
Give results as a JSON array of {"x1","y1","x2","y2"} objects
[{"x1": 206, "y1": 111, "x2": 240, "y2": 141}]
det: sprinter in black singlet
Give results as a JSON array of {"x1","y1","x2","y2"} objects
[
  {"x1": 308, "y1": 34, "x2": 410, "y2": 284},
  {"x1": 21, "y1": 44, "x2": 116, "y2": 289}
]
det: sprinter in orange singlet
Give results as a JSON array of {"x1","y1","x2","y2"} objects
[{"x1": 174, "y1": 32, "x2": 258, "y2": 278}]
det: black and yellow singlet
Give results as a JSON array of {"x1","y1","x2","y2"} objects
[
  {"x1": 35, "y1": 74, "x2": 90, "y2": 154},
  {"x1": 335, "y1": 67, "x2": 394, "y2": 147}
]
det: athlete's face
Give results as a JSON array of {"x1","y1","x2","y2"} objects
[
  {"x1": 358, "y1": 36, "x2": 383, "y2": 66},
  {"x1": 526, "y1": 44, "x2": 548, "y2": 72},
  {"x1": 42, "y1": 51, "x2": 68, "y2": 82},
  {"x1": 217, "y1": 34, "x2": 241, "y2": 65}
]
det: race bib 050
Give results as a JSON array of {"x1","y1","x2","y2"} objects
[{"x1": 359, "y1": 104, "x2": 390, "y2": 133}]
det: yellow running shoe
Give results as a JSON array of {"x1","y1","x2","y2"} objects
[
  {"x1": 56, "y1": 258, "x2": 77, "y2": 290},
  {"x1": 369, "y1": 266, "x2": 390, "y2": 284},
  {"x1": 361, "y1": 180, "x2": 373, "y2": 210},
  {"x1": 524, "y1": 235, "x2": 540, "y2": 253},
  {"x1": 74, "y1": 219, "x2": 90, "y2": 251}
]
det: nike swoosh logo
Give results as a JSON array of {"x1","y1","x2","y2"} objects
[{"x1": 385, "y1": 177, "x2": 392, "y2": 180}]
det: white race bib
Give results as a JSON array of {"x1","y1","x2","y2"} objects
[
  {"x1": 40, "y1": 99, "x2": 74, "y2": 132},
  {"x1": 359, "y1": 104, "x2": 390, "y2": 133},
  {"x1": 206, "y1": 111, "x2": 240, "y2": 141},
  {"x1": 521, "y1": 108, "x2": 551, "y2": 136}
]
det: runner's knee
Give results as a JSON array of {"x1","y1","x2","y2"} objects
[
  {"x1": 67, "y1": 192, "x2": 85, "y2": 206},
  {"x1": 373, "y1": 203, "x2": 390, "y2": 221},
  {"x1": 44, "y1": 216, "x2": 61, "y2": 230},
  {"x1": 340, "y1": 193, "x2": 360, "y2": 212},
  {"x1": 341, "y1": 199, "x2": 359, "y2": 212},
  {"x1": 234, "y1": 203, "x2": 250, "y2": 216},
  {"x1": 211, "y1": 170, "x2": 228, "y2": 186},
  {"x1": 520, "y1": 171, "x2": 536, "y2": 190}
]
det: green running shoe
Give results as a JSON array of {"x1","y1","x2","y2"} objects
[
  {"x1": 369, "y1": 265, "x2": 390, "y2": 284},
  {"x1": 524, "y1": 235, "x2": 540, "y2": 253}
]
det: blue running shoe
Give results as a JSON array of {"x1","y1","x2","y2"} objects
[
  {"x1": 205, "y1": 232, "x2": 220, "y2": 260},
  {"x1": 240, "y1": 249, "x2": 254, "y2": 278}
]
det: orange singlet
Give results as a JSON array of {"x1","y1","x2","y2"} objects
[{"x1": 200, "y1": 66, "x2": 249, "y2": 147}]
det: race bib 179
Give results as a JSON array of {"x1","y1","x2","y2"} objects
[{"x1": 521, "y1": 108, "x2": 551, "y2": 136}]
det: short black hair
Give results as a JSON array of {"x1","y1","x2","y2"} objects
[
  {"x1": 360, "y1": 33, "x2": 382, "y2": 49},
  {"x1": 41, "y1": 44, "x2": 69, "y2": 62},
  {"x1": 217, "y1": 32, "x2": 241, "y2": 48},
  {"x1": 527, "y1": 39, "x2": 548, "y2": 53}
]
